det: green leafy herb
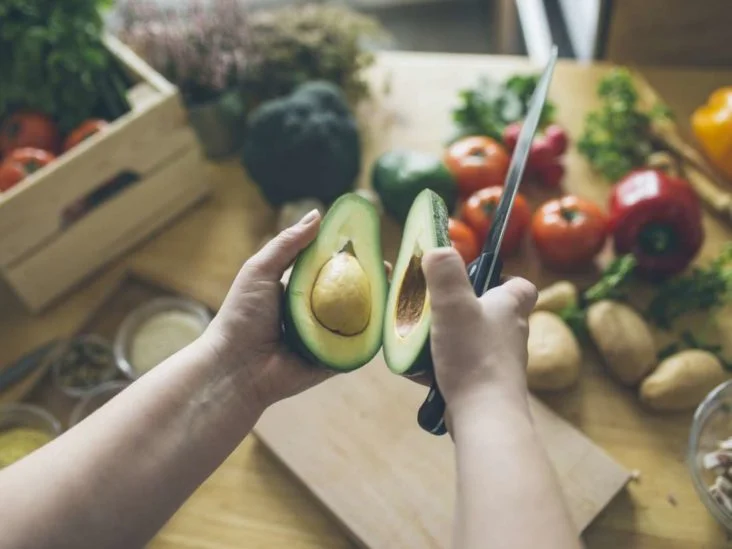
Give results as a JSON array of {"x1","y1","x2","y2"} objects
[
  {"x1": 577, "y1": 68, "x2": 671, "y2": 181},
  {"x1": 584, "y1": 255, "x2": 638, "y2": 304},
  {"x1": 451, "y1": 74, "x2": 557, "y2": 143},
  {"x1": 0, "y1": 0, "x2": 130, "y2": 132},
  {"x1": 647, "y1": 244, "x2": 732, "y2": 329},
  {"x1": 558, "y1": 305, "x2": 589, "y2": 340},
  {"x1": 558, "y1": 254, "x2": 637, "y2": 338}
]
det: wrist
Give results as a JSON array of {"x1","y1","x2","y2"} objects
[
  {"x1": 195, "y1": 329, "x2": 269, "y2": 417},
  {"x1": 447, "y1": 383, "x2": 532, "y2": 437}
]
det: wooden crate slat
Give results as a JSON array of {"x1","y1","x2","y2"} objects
[
  {"x1": 0, "y1": 99, "x2": 196, "y2": 266},
  {"x1": 103, "y1": 34, "x2": 177, "y2": 96},
  {"x1": 3, "y1": 147, "x2": 210, "y2": 311}
]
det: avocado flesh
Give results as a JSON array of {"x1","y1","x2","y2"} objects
[
  {"x1": 285, "y1": 194, "x2": 387, "y2": 371},
  {"x1": 383, "y1": 189, "x2": 450, "y2": 375}
]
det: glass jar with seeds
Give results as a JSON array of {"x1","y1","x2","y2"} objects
[{"x1": 52, "y1": 335, "x2": 118, "y2": 398}]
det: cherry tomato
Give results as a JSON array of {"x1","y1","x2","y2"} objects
[
  {"x1": 0, "y1": 111, "x2": 60, "y2": 156},
  {"x1": 531, "y1": 195, "x2": 608, "y2": 271},
  {"x1": 448, "y1": 218, "x2": 479, "y2": 264},
  {"x1": 444, "y1": 136, "x2": 510, "y2": 197},
  {"x1": 461, "y1": 187, "x2": 531, "y2": 256},
  {"x1": 0, "y1": 148, "x2": 56, "y2": 192},
  {"x1": 64, "y1": 119, "x2": 109, "y2": 152}
]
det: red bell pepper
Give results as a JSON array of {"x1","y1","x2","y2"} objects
[{"x1": 609, "y1": 169, "x2": 704, "y2": 279}]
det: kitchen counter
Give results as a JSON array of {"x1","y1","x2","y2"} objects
[{"x1": 2, "y1": 52, "x2": 732, "y2": 548}]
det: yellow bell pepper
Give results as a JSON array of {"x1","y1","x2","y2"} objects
[{"x1": 692, "y1": 87, "x2": 732, "y2": 181}]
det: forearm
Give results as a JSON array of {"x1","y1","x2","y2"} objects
[
  {"x1": 450, "y1": 390, "x2": 581, "y2": 549},
  {"x1": 0, "y1": 337, "x2": 258, "y2": 549}
]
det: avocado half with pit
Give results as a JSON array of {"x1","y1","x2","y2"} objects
[
  {"x1": 383, "y1": 189, "x2": 450, "y2": 376},
  {"x1": 284, "y1": 193, "x2": 388, "y2": 371}
]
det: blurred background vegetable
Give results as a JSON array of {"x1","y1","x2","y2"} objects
[
  {"x1": 692, "y1": 87, "x2": 732, "y2": 181},
  {"x1": 451, "y1": 73, "x2": 557, "y2": 143},
  {"x1": 531, "y1": 196, "x2": 608, "y2": 271},
  {"x1": 609, "y1": 168, "x2": 703, "y2": 279},
  {"x1": 444, "y1": 136, "x2": 510, "y2": 197},
  {"x1": 0, "y1": 0, "x2": 131, "y2": 133},
  {"x1": 241, "y1": 81, "x2": 361, "y2": 207},
  {"x1": 460, "y1": 187, "x2": 530, "y2": 256}
]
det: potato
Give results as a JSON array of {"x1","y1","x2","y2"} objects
[
  {"x1": 527, "y1": 311, "x2": 582, "y2": 391},
  {"x1": 640, "y1": 350, "x2": 728, "y2": 411},
  {"x1": 587, "y1": 300, "x2": 656, "y2": 386},
  {"x1": 535, "y1": 281, "x2": 578, "y2": 314}
]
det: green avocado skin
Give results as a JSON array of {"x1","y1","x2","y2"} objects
[
  {"x1": 372, "y1": 151, "x2": 457, "y2": 224},
  {"x1": 388, "y1": 189, "x2": 451, "y2": 377}
]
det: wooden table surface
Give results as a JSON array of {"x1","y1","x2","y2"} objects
[{"x1": 1, "y1": 52, "x2": 732, "y2": 548}]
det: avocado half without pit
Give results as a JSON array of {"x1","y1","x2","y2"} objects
[
  {"x1": 284, "y1": 193, "x2": 388, "y2": 371},
  {"x1": 383, "y1": 189, "x2": 449, "y2": 376},
  {"x1": 284, "y1": 189, "x2": 449, "y2": 374}
]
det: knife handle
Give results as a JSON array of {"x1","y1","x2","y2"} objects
[{"x1": 416, "y1": 252, "x2": 504, "y2": 436}]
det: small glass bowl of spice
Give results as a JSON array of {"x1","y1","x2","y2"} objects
[
  {"x1": 52, "y1": 335, "x2": 118, "y2": 398},
  {"x1": 0, "y1": 403, "x2": 61, "y2": 469},
  {"x1": 689, "y1": 379, "x2": 732, "y2": 531},
  {"x1": 114, "y1": 297, "x2": 211, "y2": 380}
]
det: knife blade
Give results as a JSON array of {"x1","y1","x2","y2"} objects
[{"x1": 417, "y1": 46, "x2": 559, "y2": 436}]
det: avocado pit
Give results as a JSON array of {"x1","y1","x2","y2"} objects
[
  {"x1": 311, "y1": 251, "x2": 371, "y2": 336},
  {"x1": 395, "y1": 253, "x2": 427, "y2": 338}
]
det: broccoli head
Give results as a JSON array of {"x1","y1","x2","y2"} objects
[{"x1": 241, "y1": 81, "x2": 361, "y2": 206}]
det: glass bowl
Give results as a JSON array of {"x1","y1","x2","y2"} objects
[
  {"x1": 69, "y1": 380, "x2": 131, "y2": 427},
  {"x1": 114, "y1": 297, "x2": 212, "y2": 380},
  {"x1": 688, "y1": 379, "x2": 732, "y2": 530},
  {"x1": 0, "y1": 403, "x2": 62, "y2": 469},
  {"x1": 51, "y1": 334, "x2": 118, "y2": 399}
]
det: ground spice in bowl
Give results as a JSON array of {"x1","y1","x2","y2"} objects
[
  {"x1": 0, "y1": 427, "x2": 52, "y2": 468},
  {"x1": 0, "y1": 404, "x2": 61, "y2": 469}
]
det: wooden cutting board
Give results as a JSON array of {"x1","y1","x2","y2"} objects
[{"x1": 255, "y1": 354, "x2": 629, "y2": 548}]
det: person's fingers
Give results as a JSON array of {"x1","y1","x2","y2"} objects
[
  {"x1": 422, "y1": 248, "x2": 475, "y2": 310},
  {"x1": 250, "y1": 210, "x2": 321, "y2": 280},
  {"x1": 486, "y1": 276, "x2": 538, "y2": 317}
]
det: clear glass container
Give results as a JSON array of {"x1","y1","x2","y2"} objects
[
  {"x1": 114, "y1": 297, "x2": 212, "y2": 380},
  {"x1": 0, "y1": 403, "x2": 62, "y2": 468},
  {"x1": 688, "y1": 379, "x2": 732, "y2": 531},
  {"x1": 51, "y1": 334, "x2": 118, "y2": 399}
]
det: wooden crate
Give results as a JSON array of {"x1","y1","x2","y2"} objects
[{"x1": 0, "y1": 35, "x2": 211, "y2": 312}]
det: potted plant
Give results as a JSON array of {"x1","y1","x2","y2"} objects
[{"x1": 116, "y1": 0, "x2": 252, "y2": 159}]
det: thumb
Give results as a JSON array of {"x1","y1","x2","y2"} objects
[
  {"x1": 249, "y1": 209, "x2": 321, "y2": 280},
  {"x1": 422, "y1": 247, "x2": 475, "y2": 310}
]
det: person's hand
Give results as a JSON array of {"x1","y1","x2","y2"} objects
[
  {"x1": 201, "y1": 209, "x2": 332, "y2": 414},
  {"x1": 422, "y1": 248, "x2": 537, "y2": 427}
]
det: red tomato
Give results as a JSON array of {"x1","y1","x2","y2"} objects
[
  {"x1": 444, "y1": 136, "x2": 510, "y2": 197},
  {"x1": 531, "y1": 195, "x2": 608, "y2": 271},
  {"x1": 63, "y1": 119, "x2": 109, "y2": 152},
  {"x1": 448, "y1": 218, "x2": 479, "y2": 264},
  {"x1": 0, "y1": 148, "x2": 56, "y2": 192},
  {"x1": 460, "y1": 187, "x2": 531, "y2": 256},
  {"x1": 0, "y1": 111, "x2": 60, "y2": 156}
]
